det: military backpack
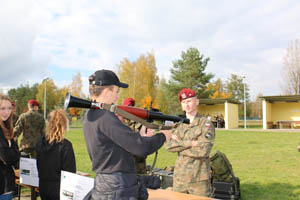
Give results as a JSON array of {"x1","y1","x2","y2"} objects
[
  {"x1": 210, "y1": 150, "x2": 235, "y2": 182},
  {"x1": 210, "y1": 150, "x2": 241, "y2": 200}
]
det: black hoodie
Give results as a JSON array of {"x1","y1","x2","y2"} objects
[
  {"x1": 0, "y1": 128, "x2": 20, "y2": 195},
  {"x1": 36, "y1": 135, "x2": 76, "y2": 199}
]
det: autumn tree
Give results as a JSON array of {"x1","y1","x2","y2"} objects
[
  {"x1": 36, "y1": 79, "x2": 59, "y2": 118},
  {"x1": 282, "y1": 39, "x2": 300, "y2": 95},
  {"x1": 69, "y1": 72, "x2": 84, "y2": 97},
  {"x1": 56, "y1": 86, "x2": 70, "y2": 108},
  {"x1": 156, "y1": 77, "x2": 169, "y2": 113},
  {"x1": 68, "y1": 72, "x2": 84, "y2": 118},
  {"x1": 141, "y1": 95, "x2": 158, "y2": 110},
  {"x1": 117, "y1": 52, "x2": 159, "y2": 108},
  {"x1": 208, "y1": 78, "x2": 232, "y2": 99}
]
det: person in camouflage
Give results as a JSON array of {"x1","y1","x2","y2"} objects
[
  {"x1": 118, "y1": 98, "x2": 147, "y2": 174},
  {"x1": 164, "y1": 88, "x2": 215, "y2": 197},
  {"x1": 14, "y1": 99, "x2": 45, "y2": 158}
]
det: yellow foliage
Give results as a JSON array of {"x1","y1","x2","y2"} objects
[
  {"x1": 210, "y1": 90, "x2": 232, "y2": 99},
  {"x1": 208, "y1": 79, "x2": 232, "y2": 99},
  {"x1": 68, "y1": 72, "x2": 84, "y2": 117},
  {"x1": 141, "y1": 95, "x2": 158, "y2": 110},
  {"x1": 117, "y1": 51, "x2": 159, "y2": 107},
  {"x1": 69, "y1": 107, "x2": 81, "y2": 117}
]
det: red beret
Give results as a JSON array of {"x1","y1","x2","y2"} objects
[
  {"x1": 178, "y1": 88, "x2": 196, "y2": 102},
  {"x1": 28, "y1": 99, "x2": 40, "y2": 107},
  {"x1": 122, "y1": 98, "x2": 135, "y2": 106}
]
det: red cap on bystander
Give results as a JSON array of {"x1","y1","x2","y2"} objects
[
  {"x1": 28, "y1": 99, "x2": 40, "y2": 107},
  {"x1": 122, "y1": 98, "x2": 135, "y2": 106}
]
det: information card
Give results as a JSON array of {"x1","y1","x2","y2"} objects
[{"x1": 60, "y1": 171, "x2": 94, "y2": 200}]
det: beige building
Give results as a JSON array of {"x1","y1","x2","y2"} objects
[
  {"x1": 198, "y1": 98, "x2": 239, "y2": 129},
  {"x1": 261, "y1": 95, "x2": 300, "y2": 129}
]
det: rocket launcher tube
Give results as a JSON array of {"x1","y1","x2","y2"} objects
[{"x1": 64, "y1": 93, "x2": 189, "y2": 124}]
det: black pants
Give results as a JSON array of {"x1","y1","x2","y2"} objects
[{"x1": 39, "y1": 181, "x2": 59, "y2": 200}]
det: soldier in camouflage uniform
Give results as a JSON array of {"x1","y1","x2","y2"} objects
[
  {"x1": 165, "y1": 88, "x2": 215, "y2": 197},
  {"x1": 14, "y1": 99, "x2": 45, "y2": 158},
  {"x1": 119, "y1": 98, "x2": 147, "y2": 174}
]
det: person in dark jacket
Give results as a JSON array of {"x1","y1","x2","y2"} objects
[
  {"x1": 0, "y1": 95, "x2": 20, "y2": 200},
  {"x1": 36, "y1": 109, "x2": 76, "y2": 200},
  {"x1": 83, "y1": 69, "x2": 171, "y2": 200}
]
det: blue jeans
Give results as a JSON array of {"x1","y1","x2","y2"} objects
[{"x1": 0, "y1": 193, "x2": 13, "y2": 200}]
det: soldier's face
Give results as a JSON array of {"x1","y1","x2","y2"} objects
[
  {"x1": 0, "y1": 100, "x2": 12, "y2": 121},
  {"x1": 33, "y1": 106, "x2": 39, "y2": 111},
  {"x1": 181, "y1": 97, "x2": 199, "y2": 114}
]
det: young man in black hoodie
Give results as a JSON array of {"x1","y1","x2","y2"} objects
[{"x1": 83, "y1": 69, "x2": 171, "y2": 200}]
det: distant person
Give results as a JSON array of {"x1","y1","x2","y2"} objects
[
  {"x1": 120, "y1": 97, "x2": 147, "y2": 174},
  {"x1": 14, "y1": 100, "x2": 45, "y2": 158},
  {"x1": 83, "y1": 69, "x2": 171, "y2": 199},
  {"x1": 36, "y1": 109, "x2": 76, "y2": 200},
  {"x1": 0, "y1": 95, "x2": 20, "y2": 200},
  {"x1": 219, "y1": 114, "x2": 225, "y2": 128},
  {"x1": 117, "y1": 98, "x2": 136, "y2": 124},
  {"x1": 163, "y1": 88, "x2": 215, "y2": 197}
]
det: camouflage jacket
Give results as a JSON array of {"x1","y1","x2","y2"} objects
[
  {"x1": 123, "y1": 119, "x2": 142, "y2": 132},
  {"x1": 165, "y1": 113, "x2": 215, "y2": 182},
  {"x1": 14, "y1": 110, "x2": 45, "y2": 150}
]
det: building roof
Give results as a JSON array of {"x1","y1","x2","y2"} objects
[
  {"x1": 198, "y1": 98, "x2": 240, "y2": 105},
  {"x1": 260, "y1": 95, "x2": 300, "y2": 103}
]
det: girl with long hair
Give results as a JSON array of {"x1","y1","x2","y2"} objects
[
  {"x1": 0, "y1": 95, "x2": 20, "y2": 200},
  {"x1": 36, "y1": 109, "x2": 76, "y2": 200}
]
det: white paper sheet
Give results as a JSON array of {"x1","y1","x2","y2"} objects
[
  {"x1": 60, "y1": 171, "x2": 94, "y2": 200},
  {"x1": 19, "y1": 157, "x2": 39, "y2": 187}
]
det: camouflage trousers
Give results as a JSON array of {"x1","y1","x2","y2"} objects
[{"x1": 173, "y1": 179, "x2": 212, "y2": 197}]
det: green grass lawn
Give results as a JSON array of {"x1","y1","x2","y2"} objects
[{"x1": 66, "y1": 124, "x2": 300, "y2": 200}]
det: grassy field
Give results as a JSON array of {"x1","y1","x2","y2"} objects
[{"x1": 67, "y1": 122, "x2": 300, "y2": 200}]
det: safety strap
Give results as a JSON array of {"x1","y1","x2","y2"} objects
[{"x1": 148, "y1": 151, "x2": 158, "y2": 175}]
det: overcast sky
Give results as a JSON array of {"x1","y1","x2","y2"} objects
[{"x1": 1, "y1": 0, "x2": 300, "y2": 100}]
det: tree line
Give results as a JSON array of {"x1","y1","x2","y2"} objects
[
  {"x1": 117, "y1": 48, "x2": 251, "y2": 118},
  {"x1": 5, "y1": 39, "x2": 300, "y2": 120},
  {"x1": 7, "y1": 72, "x2": 84, "y2": 119}
]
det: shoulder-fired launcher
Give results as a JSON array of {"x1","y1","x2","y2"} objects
[{"x1": 64, "y1": 93, "x2": 189, "y2": 124}]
